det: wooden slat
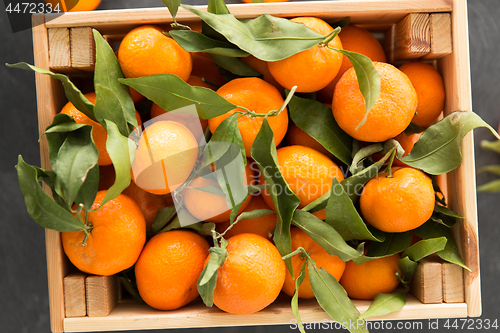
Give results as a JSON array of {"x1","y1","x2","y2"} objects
[
  {"x1": 44, "y1": 1, "x2": 453, "y2": 35},
  {"x1": 70, "y1": 27, "x2": 96, "y2": 71},
  {"x1": 411, "y1": 257, "x2": 443, "y2": 304},
  {"x1": 384, "y1": 24, "x2": 396, "y2": 64},
  {"x1": 422, "y1": 13, "x2": 453, "y2": 60},
  {"x1": 442, "y1": 263, "x2": 465, "y2": 303},
  {"x1": 439, "y1": 0, "x2": 481, "y2": 317},
  {"x1": 48, "y1": 28, "x2": 71, "y2": 70},
  {"x1": 33, "y1": 13, "x2": 70, "y2": 333},
  {"x1": 392, "y1": 13, "x2": 431, "y2": 62},
  {"x1": 63, "y1": 295, "x2": 467, "y2": 332},
  {"x1": 86, "y1": 276, "x2": 119, "y2": 317},
  {"x1": 64, "y1": 273, "x2": 88, "y2": 317}
]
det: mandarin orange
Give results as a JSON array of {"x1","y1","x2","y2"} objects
[
  {"x1": 282, "y1": 228, "x2": 346, "y2": 299},
  {"x1": 340, "y1": 254, "x2": 401, "y2": 300},
  {"x1": 317, "y1": 25, "x2": 387, "y2": 103},
  {"x1": 212, "y1": 233, "x2": 286, "y2": 314},
  {"x1": 61, "y1": 190, "x2": 146, "y2": 276},
  {"x1": 268, "y1": 17, "x2": 343, "y2": 93},
  {"x1": 332, "y1": 62, "x2": 417, "y2": 142},
  {"x1": 208, "y1": 77, "x2": 288, "y2": 156},
  {"x1": 118, "y1": 25, "x2": 191, "y2": 81},
  {"x1": 360, "y1": 167, "x2": 435, "y2": 233},
  {"x1": 399, "y1": 61, "x2": 446, "y2": 128},
  {"x1": 135, "y1": 230, "x2": 209, "y2": 310}
]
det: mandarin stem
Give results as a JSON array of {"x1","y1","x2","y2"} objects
[
  {"x1": 320, "y1": 26, "x2": 341, "y2": 46},
  {"x1": 386, "y1": 149, "x2": 397, "y2": 178}
]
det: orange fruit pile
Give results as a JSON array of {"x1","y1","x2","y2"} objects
[{"x1": 53, "y1": 15, "x2": 449, "y2": 316}]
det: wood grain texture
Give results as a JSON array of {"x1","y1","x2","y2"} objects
[
  {"x1": 44, "y1": 1, "x2": 453, "y2": 35},
  {"x1": 422, "y1": 13, "x2": 453, "y2": 59},
  {"x1": 384, "y1": 24, "x2": 396, "y2": 63},
  {"x1": 443, "y1": 263, "x2": 465, "y2": 303},
  {"x1": 439, "y1": 0, "x2": 481, "y2": 317},
  {"x1": 393, "y1": 13, "x2": 431, "y2": 61},
  {"x1": 64, "y1": 273, "x2": 88, "y2": 317},
  {"x1": 86, "y1": 276, "x2": 118, "y2": 317},
  {"x1": 70, "y1": 27, "x2": 96, "y2": 71},
  {"x1": 48, "y1": 28, "x2": 71, "y2": 70},
  {"x1": 411, "y1": 257, "x2": 443, "y2": 304},
  {"x1": 64, "y1": 294, "x2": 466, "y2": 332},
  {"x1": 33, "y1": 13, "x2": 70, "y2": 333}
]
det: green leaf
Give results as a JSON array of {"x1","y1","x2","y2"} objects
[
  {"x1": 119, "y1": 75, "x2": 237, "y2": 119},
  {"x1": 401, "y1": 111, "x2": 500, "y2": 175},
  {"x1": 430, "y1": 204, "x2": 462, "y2": 228},
  {"x1": 53, "y1": 126, "x2": 99, "y2": 206},
  {"x1": 325, "y1": 178, "x2": 381, "y2": 242},
  {"x1": 93, "y1": 29, "x2": 137, "y2": 135},
  {"x1": 162, "y1": 0, "x2": 181, "y2": 21},
  {"x1": 99, "y1": 120, "x2": 135, "y2": 207},
  {"x1": 200, "y1": 114, "x2": 245, "y2": 169},
  {"x1": 214, "y1": 147, "x2": 247, "y2": 216},
  {"x1": 478, "y1": 165, "x2": 500, "y2": 176},
  {"x1": 93, "y1": 29, "x2": 137, "y2": 136},
  {"x1": 331, "y1": 17, "x2": 351, "y2": 28},
  {"x1": 33, "y1": 166, "x2": 66, "y2": 208},
  {"x1": 210, "y1": 54, "x2": 262, "y2": 77},
  {"x1": 434, "y1": 204, "x2": 464, "y2": 219},
  {"x1": 402, "y1": 237, "x2": 447, "y2": 262},
  {"x1": 182, "y1": 5, "x2": 326, "y2": 61},
  {"x1": 359, "y1": 290, "x2": 406, "y2": 319},
  {"x1": 292, "y1": 210, "x2": 362, "y2": 261},
  {"x1": 481, "y1": 139, "x2": 500, "y2": 154},
  {"x1": 398, "y1": 256, "x2": 418, "y2": 281},
  {"x1": 353, "y1": 231, "x2": 412, "y2": 265},
  {"x1": 308, "y1": 260, "x2": 368, "y2": 333},
  {"x1": 201, "y1": 114, "x2": 247, "y2": 220},
  {"x1": 413, "y1": 220, "x2": 469, "y2": 270},
  {"x1": 74, "y1": 165, "x2": 99, "y2": 209},
  {"x1": 233, "y1": 208, "x2": 275, "y2": 224},
  {"x1": 185, "y1": 184, "x2": 226, "y2": 196},
  {"x1": 477, "y1": 179, "x2": 500, "y2": 192},
  {"x1": 350, "y1": 143, "x2": 383, "y2": 175},
  {"x1": 198, "y1": 246, "x2": 228, "y2": 307},
  {"x1": 16, "y1": 156, "x2": 85, "y2": 232},
  {"x1": 207, "y1": 0, "x2": 230, "y2": 15},
  {"x1": 335, "y1": 50, "x2": 380, "y2": 130},
  {"x1": 169, "y1": 30, "x2": 249, "y2": 57},
  {"x1": 291, "y1": 260, "x2": 307, "y2": 333},
  {"x1": 288, "y1": 94, "x2": 352, "y2": 165},
  {"x1": 44, "y1": 114, "x2": 86, "y2": 169},
  {"x1": 301, "y1": 191, "x2": 330, "y2": 214},
  {"x1": 251, "y1": 119, "x2": 300, "y2": 273},
  {"x1": 44, "y1": 117, "x2": 88, "y2": 134},
  {"x1": 150, "y1": 206, "x2": 177, "y2": 234},
  {"x1": 6, "y1": 62, "x2": 95, "y2": 121},
  {"x1": 202, "y1": 0, "x2": 231, "y2": 42},
  {"x1": 158, "y1": 210, "x2": 215, "y2": 237},
  {"x1": 431, "y1": 214, "x2": 457, "y2": 228}
]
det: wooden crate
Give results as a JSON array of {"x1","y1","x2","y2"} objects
[{"x1": 31, "y1": 0, "x2": 480, "y2": 332}]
